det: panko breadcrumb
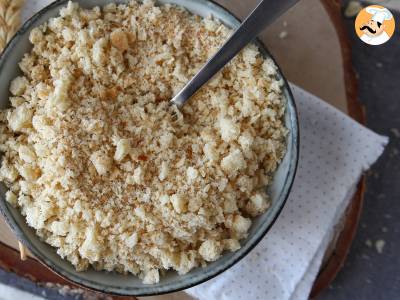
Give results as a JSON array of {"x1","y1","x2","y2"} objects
[{"x1": 0, "y1": 0, "x2": 287, "y2": 283}]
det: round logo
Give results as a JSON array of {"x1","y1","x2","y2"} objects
[{"x1": 355, "y1": 5, "x2": 395, "y2": 46}]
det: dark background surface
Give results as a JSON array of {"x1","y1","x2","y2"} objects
[
  {"x1": 319, "y1": 4, "x2": 400, "y2": 300},
  {"x1": 0, "y1": 2, "x2": 399, "y2": 300}
]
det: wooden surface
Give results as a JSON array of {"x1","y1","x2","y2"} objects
[
  {"x1": 219, "y1": 0, "x2": 348, "y2": 113},
  {"x1": 0, "y1": 0, "x2": 364, "y2": 299}
]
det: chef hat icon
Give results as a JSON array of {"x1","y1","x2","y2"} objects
[{"x1": 366, "y1": 6, "x2": 393, "y2": 24}]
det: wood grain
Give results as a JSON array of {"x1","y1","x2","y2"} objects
[{"x1": 310, "y1": 0, "x2": 366, "y2": 297}]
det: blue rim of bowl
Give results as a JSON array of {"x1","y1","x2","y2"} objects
[{"x1": 0, "y1": 0, "x2": 299, "y2": 296}]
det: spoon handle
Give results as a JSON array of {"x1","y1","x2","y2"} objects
[{"x1": 171, "y1": 0, "x2": 299, "y2": 107}]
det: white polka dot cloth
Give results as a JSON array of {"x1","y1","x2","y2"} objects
[
  {"x1": 186, "y1": 84, "x2": 388, "y2": 300},
  {"x1": 22, "y1": 3, "x2": 388, "y2": 300}
]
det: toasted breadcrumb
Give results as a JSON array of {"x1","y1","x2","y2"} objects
[{"x1": 0, "y1": 0, "x2": 287, "y2": 283}]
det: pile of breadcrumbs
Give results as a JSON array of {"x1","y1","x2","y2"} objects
[{"x1": 0, "y1": 1, "x2": 287, "y2": 284}]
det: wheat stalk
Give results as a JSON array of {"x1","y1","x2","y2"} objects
[
  {"x1": 0, "y1": 0, "x2": 24, "y2": 52},
  {"x1": 0, "y1": 0, "x2": 25, "y2": 260}
]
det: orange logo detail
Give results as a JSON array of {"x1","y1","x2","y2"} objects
[{"x1": 355, "y1": 5, "x2": 395, "y2": 46}]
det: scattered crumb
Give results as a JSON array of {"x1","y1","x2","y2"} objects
[
  {"x1": 365, "y1": 239, "x2": 372, "y2": 247},
  {"x1": 376, "y1": 62, "x2": 383, "y2": 68},
  {"x1": 381, "y1": 227, "x2": 388, "y2": 233},
  {"x1": 384, "y1": 214, "x2": 392, "y2": 219},
  {"x1": 279, "y1": 31, "x2": 288, "y2": 39},
  {"x1": 375, "y1": 239, "x2": 386, "y2": 254},
  {"x1": 390, "y1": 128, "x2": 400, "y2": 138},
  {"x1": 43, "y1": 283, "x2": 93, "y2": 298},
  {"x1": 361, "y1": 253, "x2": 370, "y2": 260},
  {"x1": 344, "y1": 1, "x2": 363, "y2": 18},
  {"x1": 110, "y1": 29, "x2": 129, "y2": 52},
  {"x1": 283, "y1": 21, "x2": 288, "y2": 27}
]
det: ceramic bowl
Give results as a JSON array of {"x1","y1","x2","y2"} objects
[{"x1": 0, "y1": 0, "x2": 299, "y2": 296}]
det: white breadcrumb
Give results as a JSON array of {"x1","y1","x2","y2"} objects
[
  {"x1": 246, "y1": 191, "x2": 271, "y2": 216},
  {"x1": 199, "y1": 240, "x2": 222, "y2": 262},
  {"x1": 221, "y1": 149, "x2": 247, "y2": 176},
  {"x1": 186, "y1": 166, "x2": 198, "y2": 183},
  {"x1": 223, "y1": 239, "x2": 241, "y2": 252},
  {"x1": 143, "y1": 269, "x2": 160, "y2": 284},
  {"x1": 233, "y1": 215, "x2": 252, "y2": 237},
  {"x1": 9, "y1": 76, "x2": 28, "y2": 96},
  {"x1": 5, "y1": 190, "x2": 17, "y2": 206},
  {"x1": 171, "y1": 194, "x2": 188, "y2": 214},
  {"x1": 219, "y1": 117, "x2": 240, "y2": 142},
  {"x1": 7, "y1": 105, "x2": 33, "y2": 131},
  {"x1": 90, "y1": 151, "x2": 112, "y2": 175},
  {"x1": 114, "y1": 139, "x2": 131, "y2": 161},
  {"x1": 0, "y1": 0, "x2": 287, "y2": 284},
  {"x1": 125, "y1": 232, "x2": 138, "y2": 248}
]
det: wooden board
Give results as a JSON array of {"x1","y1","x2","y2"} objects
[{"x1": 0, "y1": 0, "x2": 365, "y2": 299}]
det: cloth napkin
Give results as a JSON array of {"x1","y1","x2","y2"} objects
[
  {"x1": 22, "y1": 3, "x2": 388, "y2": 300},
  {"x1": 186, "y1": 84, "x2": 388, "y2": 300}
]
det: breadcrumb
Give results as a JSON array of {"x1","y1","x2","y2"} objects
[{"x1": 0, "y1": 0, "x2": 287, "y2": 284}]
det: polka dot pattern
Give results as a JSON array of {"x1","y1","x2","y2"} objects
[{"x1": 187, "y1": 85, "x2": 388, "y2": 300}]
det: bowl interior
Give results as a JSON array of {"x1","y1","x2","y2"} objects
[{"x1": 0, "y1": 0, "x2": 298, "y2": 296}]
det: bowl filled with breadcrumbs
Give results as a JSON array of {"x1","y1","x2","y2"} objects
[{"x1": 0, "y1": 0, "x2": 299, "y2": 296}]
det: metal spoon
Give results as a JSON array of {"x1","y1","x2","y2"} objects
[{"x1": 170, "y1": 0, "x2": 299, "y2": 108}]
